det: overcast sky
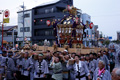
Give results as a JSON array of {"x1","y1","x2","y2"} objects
[{"x1": 0, "y1": 0, "x2": 120, "y2": 40}]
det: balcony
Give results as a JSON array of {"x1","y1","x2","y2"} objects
[{"x1": 33, "y1": 12, "x2": 65, "y2": 19}]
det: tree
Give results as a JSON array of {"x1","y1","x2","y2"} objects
[
  {"x1": 103, "y1": 40, "x2": 110, "y2": 46},
  {"x1": 112, "y1": 40, "x2": 120, "y2": 44}
]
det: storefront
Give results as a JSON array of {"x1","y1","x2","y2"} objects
[{"x1": 16, "y1": 37, "x2": 32, "y2": 47}]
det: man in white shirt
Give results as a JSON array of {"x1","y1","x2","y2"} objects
[{"x1": 75, "y1": 55, "x2": 91, "y2": 80}]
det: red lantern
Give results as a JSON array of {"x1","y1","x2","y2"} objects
[
  {"x1": 24, "y1": 37, "x2": 27, "y2": 41},
  {"x1": 67, "y1": 5, "x2": 71, "y2": 11},
  {"x1": 90, "y1": 22, "x2": 93, "y2": 29},
  {"x1": 75, "y1": 17, "x2": 79, "y2": 24},
  {"x1": 46, "y1": 20, "x2": 51, "y2": 26},
  {"x1": 34, "y1": 20, "x2": 36, "y2": 22}
]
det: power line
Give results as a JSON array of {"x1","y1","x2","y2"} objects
[{"x1": 92, "y1": 14, "x2": 120, "y2": 17}]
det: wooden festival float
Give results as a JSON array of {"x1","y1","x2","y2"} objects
[{"x1": 52, "y1": 6, "x2": 84, "y2": 49}]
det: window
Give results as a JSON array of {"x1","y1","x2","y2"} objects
[
  {"x1": 45, "y1": 31, "x2": 49, "y2": 36},
  {"x1": 34, "y1": 10, "x2": 37, "y2": 15},
  {"x1": 87, "y1": 30, "x2": 88, "y2": 35},
  {"x1": 45, "y1": 8, "x2": 54, "y2": 14},
  {"x1": 92, "y1": 30, "x2": 94, "y2": 34},
  {"x1": 20, "y1": 27, "x2": 23, "y2": 32},
  {"x1": 45, "y1": 9, "x2": 49, "y2": 13},
  {"x1": 56, "y1": 7, "x2": 64, "y2": 12},
  {"x1": 34, "y1": 17, "x2": 54, "y2": 26},
  {"x1": 24, "y1": 13, "x2": 30, "y2": 18},
  {"x1": 87, "y1": 30, "x2": 89, "y2": 38},
  {"x1": 25, "y1": 27, "x2": 30, "y2": 32},
  {"x1": 35, "y1": 8, "x2": 55, "y2": 15},
  {"x1": 34, "y1": 29, "x2": 53, "y2": 36},
  {"x1": 20, "y1": 27, "x2": 30, "y2": 32},
  {"x1": 51, "y1": 8, "x2": 54, "y2": 12}
]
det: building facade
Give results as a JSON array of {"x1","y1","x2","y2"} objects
[
  {"x1": 117, "y1": 32, "x2": 120, "y2": 41},
  {"x1": 32, "y1": 0, "x2": 73, "y2": 46},
  {"x1": 17, "y1": 9, "x2": 32, "y2": 46},
  {"x1": 92, "y1": 25, "x2": 99, "y2": 46},
  {"x1": 82, "y1": 13, "x2": 92, "y2": 47},
  {"x1": 82, "y1": 13, "x2": 99, "y2": 47},
  {"x1": 0, "y1": 25, "x2": 18, "y2": 47},
  {"x1": 82, "y1": 13, "x2": 91, "y2": 24}
]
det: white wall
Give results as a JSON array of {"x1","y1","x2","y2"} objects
[
  {"x1": 82, "y1": 13, "x2": 92, "y2": 40},
  {"x1": 17, "y1": 10, "x2": 32, "y2": 38},
  {"x1": 82, "y1": 13, "x2": 91, "y2": 24}
]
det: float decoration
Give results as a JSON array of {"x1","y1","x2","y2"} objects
[{"x1": 52, "y1": 6, "x2": 85, "y2": 48}]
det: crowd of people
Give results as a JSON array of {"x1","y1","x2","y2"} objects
[{"x1": 0, "y1": 47, "x2": 120, "y2": 80}]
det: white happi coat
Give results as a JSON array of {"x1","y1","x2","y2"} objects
[
  {"x1": 34, "y1": 59, "x2": 49, "y2": 78},
  {"x1": 75, "y1": 60, "x2": 90, "y2": 80},
  {"x1": 93, "y1": 68, "x2": 112, "y2": 80}
]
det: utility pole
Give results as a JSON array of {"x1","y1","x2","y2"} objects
[
  {"x1": 13, "y1": 29, "x2": 15, "y2": 48},
  {"x1": 1, "y1": 10, "x2": 4, "y2": 49},
  {"x1": 21, "y1": 2, "x2": 25, "y2": 46},
  {"x1": 23, "y1": 2, "x2": 25, "y2": 46}
]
